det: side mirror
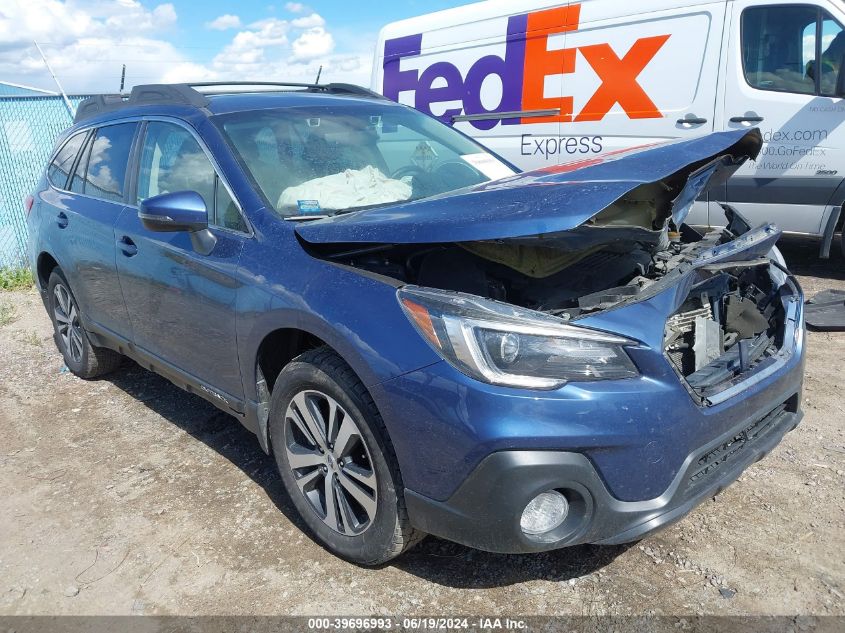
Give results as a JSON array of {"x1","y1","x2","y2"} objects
[{"x1": 139, "y1": 191, "x2": 208, "y2": 233}]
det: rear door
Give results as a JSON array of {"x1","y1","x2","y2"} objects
[
  {"x1": 46, "y1": 122, "x2": 138, "y2": 338},
  {"x1": 114, "y1": 120, "x2": 249, "y2": 408},
  {"x1": 719, "y1": 0, "x2": 845, "y2": 234}
]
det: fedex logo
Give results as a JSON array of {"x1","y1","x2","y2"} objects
[{"x1": 383, "y1": 4, "x2": 671, "y2": 130}]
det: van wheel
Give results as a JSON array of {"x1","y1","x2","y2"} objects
[
  {"x1": 269, "y1": 347, "x2": 424, "y2": 565},
  {"x1": 47, "y1": 270, "x2": 122, "y2": 379}
]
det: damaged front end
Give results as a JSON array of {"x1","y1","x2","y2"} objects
[
  {"x1": 297, "y1": 129, "x2": 802, "y2": 401},
  {"x1": 659, "y1": 215, "x2": 802, "y2": 404}
]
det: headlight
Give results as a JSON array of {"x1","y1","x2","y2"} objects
[{"x1": 398, "y1": 286, "x2": 639, "y2": 389}]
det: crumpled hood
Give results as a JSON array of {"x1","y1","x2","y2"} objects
[{"x1": 294, "y1": 128, "x2": 762, "y2": 245}]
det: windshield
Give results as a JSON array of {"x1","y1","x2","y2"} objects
[{"x1": 214, "y1": 103, "x2": 516, "y2": 217}]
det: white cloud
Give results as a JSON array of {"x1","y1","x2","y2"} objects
[
  {"x1": 291, "y1": 27, "x2": 335, "y2": 63},
  {"x1": 0, "y1": 0, "x2": 187, "y2": 93},
  {"x1": 0, "y1": 0, "x2": 371, "y2": 94},
  {"x1": 160, "y1": 61, "x2": 218, "y2": 84},
  {"x1": 291, "y1": 13, "x2": 325, "y2": 29},
  {"x1": 284, "y1": 2, "x2": 306, "y2": 13},
  {"x1": 213, "y1": 18, "x2": 290, "y2": 68},
  {"x1": 206, "y1": 14, "x2": 242, "y2": 31}
]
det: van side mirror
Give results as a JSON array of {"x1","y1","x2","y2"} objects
[{"x1": 139, "y1": 191, "x2": 208, "y2": 233}]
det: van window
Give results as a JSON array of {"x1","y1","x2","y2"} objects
[
  {"x1": 138, "y1": 121, "x2": 246, "y2": 232},
  {"x1": 819, "y1": 14, "x2": 844, "y2": 96},
  {"x1": 82, "y1": 123, "x2": 138, "y2": 202},
  {"x1": 47, "y1": 132, "x2": 87, "y2": 189},
  {"x1": 743, "y1": 6, "x2": 844, "y2": 96}
]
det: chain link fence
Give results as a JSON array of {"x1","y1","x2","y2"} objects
[{"x1": 0, "y1": 95, "x2": 89, "y2": 268}]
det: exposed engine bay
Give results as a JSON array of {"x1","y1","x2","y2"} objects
[{"x1": 306, "y1": 204, "x2": 790, "y2": 398}]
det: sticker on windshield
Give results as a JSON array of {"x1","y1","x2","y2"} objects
[
  {"x1": 461, "y1": 153, "x2": 515, "y2": 181},
  {"x1": 411, "y1": 141, "x2": 438, "y2": 172},
  {"x1": 297, "y1": 199, "x2": 322, "y2": 214}
]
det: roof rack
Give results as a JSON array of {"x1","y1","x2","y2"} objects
[{"x1": 73, "y1": 82, "x2": 385, "y2": 124}]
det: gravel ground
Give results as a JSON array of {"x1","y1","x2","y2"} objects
[{"x1": 0, "y1": 235, "x2": 843, "y2": 617}]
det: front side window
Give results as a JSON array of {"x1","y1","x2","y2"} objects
[
  {"x1": 214, "y1": 103, "x2": 516, "y2": 217},
  {"x1": 47, "y1": 132, "x2": 87, "y2": 189},
  {"x1": 743, "y1": 5, "x2": 844, "y2": 96},
  {"x1": 138, "y1": 121, "x2": 247, "y2": 231},
  {"x1": 81, "y1": 123, "x2": 138, "y2": 202},
  {"x1": 137, "y1": 122, "x2": 245, "y2": 232}
]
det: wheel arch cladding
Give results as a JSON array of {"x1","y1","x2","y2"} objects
[
  {"x1": 256, "y1": 327, "x2": 327, "y2": 392},
  {"x1": 36, "y1": 252, "x2": 59, "y2": 291}
]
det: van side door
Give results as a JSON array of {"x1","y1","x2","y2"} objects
[{"x1": 719, "y1": 0, "x2": 845, "y2": 236}]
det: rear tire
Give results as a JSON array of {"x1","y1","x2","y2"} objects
[
  {"x1": 269, "y1": 347, "x2": 424, "y2": 565},
  {"x1": 47, "y1": 270, "x2": 122, "y2": 379}
]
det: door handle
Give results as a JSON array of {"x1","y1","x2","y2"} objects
[
  {"x1": 117, "y1": 236, "x2": 138, "y2": 257},
  {"x1": 730, "y1": 116, "x2": 764, "y2": 123},
  {"x1": 56, "y1": 212, "x2": 68, "y2": 229},
  {"x1": 677, "y1": 117, "x2": 708, "y2": 125}
]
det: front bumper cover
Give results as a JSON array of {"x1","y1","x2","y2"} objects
[{"x1": 405, "y1": 402, "x2": 802, "y2": 553}]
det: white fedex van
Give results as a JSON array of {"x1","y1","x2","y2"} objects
[{"x1": 372, "y1": 0, "x2": 845, "y2": 257}]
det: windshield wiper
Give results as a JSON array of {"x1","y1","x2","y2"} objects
[
  {"x1": 283, "y1": 198, "x2": 419, "y2": 220},
  {"x1": 283, "y1": 214, "x2": 330, "y2": 222}
]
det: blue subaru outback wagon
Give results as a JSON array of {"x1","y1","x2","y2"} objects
[{"x1": 27, "y1": 82, "x2": 805, "y2": 564}]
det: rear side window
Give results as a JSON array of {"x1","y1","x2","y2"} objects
[
  {"x1": 47, "y1": 132, "x2": 86, "y2": 189},
  {"x1": 743, "y1": 6, "x2": 845, "y2": 95},
  {"x1": 70, "y1": 135, "x2": 92, "y2": 194},
  {"x1": 81, "y1": 123, "x2": 138, "y2": 202},
  {"x1": 137, "y1": 121, "x2": 246, "y2": 232}
]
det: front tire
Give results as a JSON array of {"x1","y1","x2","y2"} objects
[
  {"x1": 47, "y1": 270, "x2": 122, "y2": 379},
  {"x1": 269, "y1": 347, "x2": 423, "y2": 565}
]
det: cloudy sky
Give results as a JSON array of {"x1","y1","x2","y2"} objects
[{"x1": 0, "y1": 0, "x2": 468, "y2": 94}]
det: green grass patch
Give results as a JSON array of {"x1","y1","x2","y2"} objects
[
  {"x1": 0, "y1": 301, "x2": 16, "y2": 326},
  {"x1": 20, "y1": 330, "x2": 42, "y2": 347},
  {"x1": 0, "y1": 267, "x2": 34, "y2": 291}
]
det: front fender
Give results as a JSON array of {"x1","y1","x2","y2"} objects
[{"x1": 235, "y1": 242, "x2": 440, "y2": 404}]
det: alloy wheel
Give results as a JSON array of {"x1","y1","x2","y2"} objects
[
  {"x1": 53, "y1": 283, "x2": 83, "y2": 364},
  {"x1": 284, "y1": 390, "x2": 378, "y2": 535}
]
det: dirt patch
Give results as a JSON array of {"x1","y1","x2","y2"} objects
[{"x1": 0, "y1": 236, "x2": 843, "y2": 616}]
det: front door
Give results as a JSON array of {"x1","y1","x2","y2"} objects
[
  {"x1": 719, "y1": 0, "x2": 845, "y2": 233},
  {"x1": 115, "y1": 120, "x2": 249, "y2": 407}
]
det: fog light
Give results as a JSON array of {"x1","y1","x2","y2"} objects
[{"x1": 520, "y1": 490, "x2": 569, "y2": 535}]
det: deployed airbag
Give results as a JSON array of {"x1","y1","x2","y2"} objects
[{"x1": 278, "y1": 166, "x2": 412, "y2": 212}]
